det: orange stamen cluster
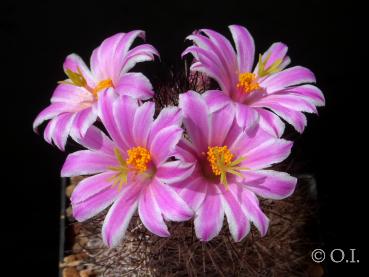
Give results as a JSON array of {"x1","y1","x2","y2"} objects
[
  {"x1": 236, "y1": 72, "x2": 260, "y2": 94},
  {"x1": 207, "y1": 146, "x2": 234, "y2": 176},
  {"x1": 126, "y1": 146, "x2": 151, "y2": 173}
]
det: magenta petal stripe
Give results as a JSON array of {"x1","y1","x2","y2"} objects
[
  {"x1": 179, "y1": 91, "x2": 210, "y2": 152},
  {"x1": 132, "y1": 101, "x2": 154, "y2": 146},
  {"x1": 148, "y1": 107, "x2": 182, "y2": 146},
  {"x1": 261, "y1": 66, "x2": 316, "y2": 93},
  {"x1": 72, "y1": 126, "x2": 115, "y2": 156},
  {"x1": 156, "y1": 161, "x2": 195, "y2": 184},
  {"x1": 194, "y1": 185, "x2": 224, "y2": 241},
  {"x1": 102, "y1": 184, "x2": 141, "y2": 247},
  {"x1": 113, "y1": 95, "x2": 137, "y2": 149},
  {"x1": 115, "y1": 72, "x2": 154, "y2": 100},
  {"x1": 61, "y1": 150, "x2": 117, "y2": 177},
  {"x1": 72, "y1": 173, "x2": 120, "y2": 222},
  {"x1": 220, "y1": 184, "x2": 250, "y2": 242},
  {"x1": 33, "y1": 103, "x2": 71, "y2": 131},
  {"x1": 179, "y1": 176, "x2": 208, "y2": 211},
  {"x1": 231, "y1": 185, "x2": 269, "y2": 236},
  {"x1": 149, "y1": 125, "x2": 183, "y2": 166},
  {"x1": 71, "y1": 171, "x2": 117, "y2": 204},
  {"x1": 229, "y1": 25, "x2": 255, "y2": 73},
  {"x1": 152, "y1": 178, "x2": 193, "y2": 221},
  {"x1": 243, "y1": 170, "x2": 297, "y2": 200},
  {"x1": 121, "y1": 44, "x2": 159, "y2": 73},
  {"x1": 138, "y1": 185, "x2": 170, "y2": 238}
]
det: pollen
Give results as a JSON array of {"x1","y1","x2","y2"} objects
[
  {"x1": 92, "y1": 79, "x2": 113, "y2": 98},
  {"x1": 236, "y1": 72, "x2": 260, "y2": 94},
  {"x1": 126, "y1": 146, "x2": 151, "y2": 173},
  {"x1": 207, "y1": 146, "x2": 234, "y2": 176}
]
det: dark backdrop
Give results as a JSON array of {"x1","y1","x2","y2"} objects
[{"x1": 2, "y1": 0, "x2": 364, "y2": 276}]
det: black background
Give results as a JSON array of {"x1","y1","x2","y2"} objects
[{"x1": 2, "y1": 0, "x2": 364, "y2": 276}]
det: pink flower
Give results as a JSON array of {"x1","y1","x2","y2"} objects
[
  {"x1": 183, "y1": 25, "x2": 325, "y2": 137},
  {"x1": 61, "y1": 92, "x2": 194, "y2": 247},
  {"x1": 33, "y1": 31, "x2": 159, "y2": 150},
  {"x1": 174, "y1": 91, "x2": 297, "y2": 241}
]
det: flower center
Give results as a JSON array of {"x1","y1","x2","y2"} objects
[
  {"x1": 207, "y1": 146, "x2": 233, "y2": 175},
  {"x1": 59, "y1": 68, "x2": 113, "y2": 99},
  {"x1": 126, "y1": 146, "x2": 151, "y2": 173},
  {"x1": 236, "y1": 72, "x2": 260, "y2": 94},
  {"x1": 206, "y1": 146, "x2": 247, "y2": 187}
]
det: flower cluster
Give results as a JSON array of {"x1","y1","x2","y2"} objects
[{"x1": 34, "y1": 25, "x2": 324, "y2": 247}]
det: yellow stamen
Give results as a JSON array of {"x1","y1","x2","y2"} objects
[
  {"x1": 58, "y1": 67, "x2": 113, "y2": 99},
  {"x1": 257, "y1": 53, "x2": 283, "y2": 78},
  {"x1": 107, "y1": 148, "x2": 128, "y2": 191},
  {"x1": 92, "y1": 79, "x2": 114, "y2": 98},
  {"x1": 58, "y1": 68, "x2": 87, "y2": 87},
  {"x1": 236, "y1": 72, "x2": 260, "y2": 94},
  {"x1": 126, "y1": 146, "x2": 151, "y2": 173},
  {"x1": 206, "y1": 146, "x2": 248, "y2": 187}
]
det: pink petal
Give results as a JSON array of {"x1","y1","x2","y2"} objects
[
  {"x1": 242, "y1": 136, "x2": 293, "y2": 170},
  {"x1": 72, "y1": 125, "x2": 115, "y2": 156},
  {"x1": 63, "y1": 53, "x2": 96, "y2": 88},
  {"x1": 261, "y1": 66, "x2": 316, "y2": 93},
  {"x1": 33, "y1": 102, "x2": 72, "y2": 131},
  {"x1": 254, "y1": 42, "x2": 289, "y2": 74},
  {"x1": 156, "y1": 161, "x2": 195, "y2": 184},
  {"x1": 175, "y1": 139, "x2": 198, "y2": 162},
  {"x1": 199, "y1": 29, "x2": 238, "y2": 88},
  {"x1": 50, "y1": 83, "x2": 93, "y2": 104},
  {"x1": 194, "y1": 185, "x2": 224, "y2": 241},
  {"x1": 235, "y1": 103, "x2": 260, "y2": 132},
  {"x1": 219, "y1": 184, "x2": 250, "y2": 242},
  {"x1": 179, "y1": 175, "x2": 208, "y2": 211},
  {"x1": 52, "y1": 112, "x2": 76, "y2": 151},
  {"x1": 102, "y1": 183, "x2": 142, "y2": 247},
  {"x1": 138, "y1": 185, "x2": 170, "y2": 237},
  {"x1": 229, "y1": 25, "x2": 255, "y2": 73},
  {"x1": 148, "y1": 107, "x2": 182, "y2": 146},
  {"x1": 115, "y1": 72, "x2": 154, "y2": 100},
  {"x1": 132, "y1": 101, "x2": 154, "y2": 146},
  {"x1": 151, "y1": 178, "x2": 193, "y2": 221},
  {"x1": 121, "y1": 44, "x2": 159, "y2": 73},
  {"x1": 91, "y1": 31, "x2": 146, "y2": 83},
  {"x1": 253, "y1": 108, "x2": 285, "y2": 138},
  {"x1": 227, "y1": 123, "x2": 270, "y2": 156},
  {"x1": 61, "y1": 150, "x2": 117, "y2": 177},
  {"x1": 43, "y1": 117, "x2": 58, "y2": 144},
  {"x1": 202, "y1": 90, "x2": 231, "y2": 113},
  {"x1": 231, "y1": 185, "x2": 269, "y2": 236},
  {"x1": 242, "y1": 170, "x2": 297, "y2": 199},
  {"x1": 70, "y1": 106, "x2": 97, "y2": 139},
  {"x1": 183, "y1": 46, "x2": 230, "y2": 93},
  {"x1": 253, "y1": 94, "x2": 318, "y2": 114},
  {"x1": 179, "y1": 91, "x2": 209, "y2": 153},
  {"x1": 260, "y1": 102, "x2": 307, "y2": 133},
  {"x1": 113, "y1": 95, "x2": 138, "y2": 149},
  {"x1": 98, "y1": 90, "x2": 126, "y2": 148},
  {"x1": 185, "y1": 33, "x2": 234, "y2": 90},
  {"x1": 284, "y1": 84, "x2": 325, "y2": 107},
  {"x1": 71, "y1": 171, "x2": 116, "y2": 204},
  {"x1": 71, "y1": 172, "x2": 119, "y2": 222},
  {"x1": 149, "y1": 125, "x2": 183, "y2": 166},
  {"x1": 209, "y1": 102, "x2": 235, "y2": 146}
]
